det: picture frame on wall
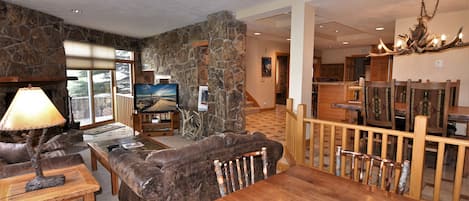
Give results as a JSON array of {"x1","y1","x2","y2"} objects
[
  {"x1": 261, "y1": 57, "x2": 272, "y2": 77},
  {"x1": 198, "y1": 85, "x2": 208, "y2": 112}
]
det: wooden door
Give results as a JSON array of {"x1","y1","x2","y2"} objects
[{"x1": 370, "y1": 55, "x2": 392, "y2": 81}]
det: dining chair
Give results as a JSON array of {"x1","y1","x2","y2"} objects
[
  {"x1": 405, "y1": 80, "x2": 451, "y2": 136},
  {"x1": 335, "y1": 146, "x2": 410, "y2": 194},
  {"x1": 394, "y1": 79, "x2": 422, "y2": 103},
  {"x1": 213, "y1": 147, "x2": 268, "y2": 197},
  {"x1": 361, "y1": 80, "x2": 397, "y2": 158},
  {"x1": 362, "y1": 80, "x2": 396, "y2": 129}
]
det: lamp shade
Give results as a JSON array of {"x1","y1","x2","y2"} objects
[{"x1": 0, "y1": 87, "x2": 65, "y2": 131}]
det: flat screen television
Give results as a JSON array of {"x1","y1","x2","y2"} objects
[{"x1": 134, "y1": 83, "x2": 178, "y2": 113}]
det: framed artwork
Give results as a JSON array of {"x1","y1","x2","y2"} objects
[
  {"x1": 198, "y1": 85, "x2": 208, "y2": 111},
  {"x1": 261, "y1": 57, "x2": 272, "y2": 77}
]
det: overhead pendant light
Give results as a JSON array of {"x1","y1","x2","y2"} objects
[{"x1": 370, "y1": 0, "x2": 468, "y2": 56}]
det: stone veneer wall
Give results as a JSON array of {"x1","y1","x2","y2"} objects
[
  {"x1": 0, "y1": 1, "x2": 67, "y2": 116},
  {"x1": 0, "y1": 1, "x2": 141, "y2": 142},
  {"x1": 141, "y1": 11, "x2": 246, "y2": 135}
]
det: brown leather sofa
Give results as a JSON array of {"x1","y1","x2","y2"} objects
[
  {"x1": 109, "y1": 132, "x2": 283, "y2": 201},
  {"x1": 0, "y1": 129, "x2": 85, "y2": 178}
]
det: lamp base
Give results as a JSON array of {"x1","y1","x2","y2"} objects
[{"x1": 25, "y1": 174, "x2": 65, "y2": 192}]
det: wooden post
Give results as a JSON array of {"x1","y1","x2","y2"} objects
[
  {"x1": 296, "y1": 104, "x2": 306, "y2": 165},
  {"x1": 285, "y1": 98, "x2": 294, "y2": 161},
  {"x1": 408, "y1": 115, "x2": 427, "y2": 200}
]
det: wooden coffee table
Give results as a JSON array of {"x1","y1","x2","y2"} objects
[
  {"x1": 87, "y1": 136, "x2": 167, "y2": 195},
  {"x1": 0, "y1": 164, "x2": 99, "y2": 201}
]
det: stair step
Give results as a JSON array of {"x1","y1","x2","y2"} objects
[
  {"x1": 246, "y1": 100, "x2": 256, "y2": 107},
  {"x1": 245, "y1": 106, "x2": 260, "y2": 115}
]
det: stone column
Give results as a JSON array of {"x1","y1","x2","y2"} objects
[{"x1": 207, "y1": 11, "x2": 247, "y2": 135}]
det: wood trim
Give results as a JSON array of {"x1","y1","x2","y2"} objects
[
  {"x1": 192, "y1": 40, "x2": 209, "y2": 47},
  {"x1": 245, "y1": 91, "x2": 260, "y2": 107}
]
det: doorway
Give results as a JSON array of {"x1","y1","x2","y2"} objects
[{"x1": 275, "y1": 53, "x2": 290, "y2": 105}]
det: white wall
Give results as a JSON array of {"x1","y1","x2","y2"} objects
[
  {"x1": 392, "y1": 9, "x2": 469, "y2": 107},
  {"x1": 321, "y1": 46, "x2": 371, "y2": 64},
  {"x1": 246, "y1": 36, "x2": 290, "y2": 109}
]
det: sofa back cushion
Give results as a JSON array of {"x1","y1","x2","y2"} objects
[
  {"x1": 0, "y1": 142, "x2": 29, "y2": 164},
  {"x1": 145, "y1": 135, "x2": 225, "y2": 166}
]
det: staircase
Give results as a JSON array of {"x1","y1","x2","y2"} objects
[{"x1": 245, "y1": 92, "x2": 261, "y2": 115}]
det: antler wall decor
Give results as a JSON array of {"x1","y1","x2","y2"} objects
[{"x1": 370, "y1": 0, "x2": 469, "y2": 56}]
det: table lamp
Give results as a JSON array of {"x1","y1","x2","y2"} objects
[{"x1": 0, "y1": 85, "x2": 66, "y2": 191}]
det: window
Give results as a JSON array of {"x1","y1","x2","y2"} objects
[
  {"x1": 115, "y1": 50, "x2": 134, "y2": 95},
  {"x1": 65, "y1": 41, "x2": 116, "y2": 126}
]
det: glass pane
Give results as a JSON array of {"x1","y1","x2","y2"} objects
[
  {"x1": 67, "y1": 70, "x2": 92, "y2": 126},
  {"x1": 116, "y1": 50, "x2": 134, "y2": 60},
  {"x1": 116, "y1": 62, "x2": 132, "y2": 94},
  {"x1": 93, "y1": 70, "x2": 113, "y2": 122}
]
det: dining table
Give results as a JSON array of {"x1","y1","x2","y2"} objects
[{"x1": 216, "y1": 165, "x2": 418, "y2": 201}]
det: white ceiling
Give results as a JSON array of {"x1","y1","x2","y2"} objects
[
  {"x1": 245, "y1": 0, "x2": 469, "y2": 49},
  {"x1": 5, "y1": 0, "x2": 469, "y2": 50}
]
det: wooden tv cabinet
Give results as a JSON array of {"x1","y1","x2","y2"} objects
[{"x1": 133, "y1": 112, "x2": 179, "y2": 137}]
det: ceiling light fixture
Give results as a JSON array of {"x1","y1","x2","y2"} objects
[
  {"x1": 370, "y1": 0, "x2": 468, "y2": 56},
  {"x1": 335, "y1": 30, "x2": 339, "y2": 33},
  {"x1": 70, "y1": 9, "x2": 82, "y2": 14},
  {"x1": 253, "y1": 32, "x2": 262, "y2": 36},
  {"x1": 343, "y1": 41, "x2": 349, "y2": 45},
  {"x1": 286, "y1": 38, "x2": 291, "y2": 41},
  {"x1": 319, "y1": 25, "x2": 324, "y2": 28},
  {"x1": 375, "y1": 27, "x2": 385, "y2": 31}
]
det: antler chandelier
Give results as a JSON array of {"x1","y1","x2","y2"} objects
[{"x1": 370, "y1": 0, "x2": 469, "y2": 56}]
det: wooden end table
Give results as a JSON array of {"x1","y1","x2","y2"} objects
[
  {"x1": 0, "y1": 164, "x2": 99, "y2": 201},
  {"x1": 87, "y1": 136, "x2": 167, "y2": 195}
]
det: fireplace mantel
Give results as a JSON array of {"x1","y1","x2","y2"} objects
[{"x1": 0, "y1": 76, "x2": 72, "y2": 87}]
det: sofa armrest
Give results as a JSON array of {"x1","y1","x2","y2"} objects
[{"x1": 109, "y1": 149, "x2": 164, "y2": 199}]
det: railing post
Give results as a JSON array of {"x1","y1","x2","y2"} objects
[
  {"x1": 408, "y1": 115, "x2": 427, "y2": 200},
  {"x1": 285, "y1": 98, "x2": 294, "y2": 161},
  {"x1": 295, "y1": 104, "x2": 306, "y2": 165}
]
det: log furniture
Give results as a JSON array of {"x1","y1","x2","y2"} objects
[{"x1": 216, "y1": 165, "x2": 418, "y2": 201}]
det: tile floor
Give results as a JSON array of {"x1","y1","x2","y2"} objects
[{"x1": 246, "y1": 105, "x2": 286, "y2": 143}]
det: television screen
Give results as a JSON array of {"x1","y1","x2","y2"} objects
[{"x1": 134, "y1": 83, "x2": 178, "y2": 113}]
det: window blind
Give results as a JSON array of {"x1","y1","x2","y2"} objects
[{"x1": 64, "y1": 41, "x2": 116, "y2": 70}]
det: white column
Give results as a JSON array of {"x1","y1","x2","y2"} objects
[{"x1": 289, "y1": 1, "x2": 314, "y2": 113}]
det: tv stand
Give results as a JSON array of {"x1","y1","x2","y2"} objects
[{"x1": 132, "y1": 112, "x2": 179, "y2": 137}]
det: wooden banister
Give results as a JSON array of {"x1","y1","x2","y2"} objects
[{"x1": 285, "y1": 98, "x2": 468, "y2": 201}]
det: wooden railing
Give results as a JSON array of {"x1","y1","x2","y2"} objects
[
  {"x1": 285, "y1": 98, "x2": 469, "y2": 201},
  {"x1": 115, "y1": 94, "x2": 134, "y2": 128}
]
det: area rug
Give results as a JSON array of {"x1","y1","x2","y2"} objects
[{"x1": 84, "y1": 124, "x2": 125, "y2": 135}]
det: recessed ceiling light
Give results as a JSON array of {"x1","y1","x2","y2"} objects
[
  {"x1": 375, "y1": 27, "x2": 385, "y2": 31},
  {"x1": 319, "y1": 25, "x2": 324, "y2": 28},
  {"x1": 342, "y1": 41, "x2": 349, "y2": 45},
  {"x1": 253, "y1": 32, "x2": 262, "y2": 36},
  {"x1": 286, "y1": 38, "x2": 291, "y2": 41},
  {"x1": 335, "y1": 30, "x2": 339, "y2": 33},
  {"x1": 71, "y1": 9, "x2": 82, "y2": 14}
]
